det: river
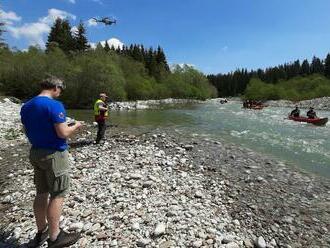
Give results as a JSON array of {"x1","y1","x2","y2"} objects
[{"x1": 68, "y1": 101, "x2": 330, "y2": 178}]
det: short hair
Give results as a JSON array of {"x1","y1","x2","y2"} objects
[
  {"x1": 40, "y1": 76, "x2": 65, "y2": 90},
  {"x1": 100, "y1": 93, "x2": 108, "y2": 98}
]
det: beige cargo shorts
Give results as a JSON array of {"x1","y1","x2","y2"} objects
[{"x1": 29, "y1": 148, "x2": 70, "y2": 198}]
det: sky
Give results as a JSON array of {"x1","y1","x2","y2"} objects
[{"x1": 1, "y1": 0, "x2": 330, "y2": 74}]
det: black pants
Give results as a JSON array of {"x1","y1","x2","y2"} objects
[{"x1": 96, "y1": 121, "x2": 106, "y2": 143}]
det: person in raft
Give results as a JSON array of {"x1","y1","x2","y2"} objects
[
  {"x1": 94, "y1": 93, "x2": 109, "y2": 144},
  {"x1": 290, "y1": 106, "x2": 300, "y2": 117},
  {"x1": 307, "y1": 107, "x2": 317, "y2": 119},
  {"x1": 20, "y1": 76, "x2": 82, "y2": 248}
]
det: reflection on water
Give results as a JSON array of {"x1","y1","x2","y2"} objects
[{"x1": 69, "y1": 102, "x2": 330, "y2": 178}]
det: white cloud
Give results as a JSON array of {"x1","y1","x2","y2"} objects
[
  {"x1": 0, "y1": 10, "x2": 22, "y2": 25},
  {"x1": 39, "y1": 8, "x2": 76, "y2": 25},
  {"x1": 7, "y1": 8, "x2": 76, "y2": 48},
  {"x1": 8, "y1": 22, "x2": 50, "y2": 46},
  {"x1": 87, "y1": 18, "x2": 97, "y2": 27},
  {"x1": 90, "y1": 38, "x2": 124, "y2": 49},
  {"x1": 68, "y1": 0, "x2": 76, "y2": 3}
]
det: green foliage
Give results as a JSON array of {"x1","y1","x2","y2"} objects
[
  {"x1": 1, "y1": 47, "x2": 216, "y2": 108},
  {"x1": 244, "y1": 78, "x2": 280, "y2": 100},
  {"x1": 208, "y1": 54, "x2": 330, "y2": 97},
  {"x1": 164, "y1": 65, "x2": 217, "y2": 100},
  {"x1": 62, "y1": 49, "x2": 127, "y2": 108},
  {"x1": 0, "y1": 47, "x2": 47, "y2": 99},
  {"x1": 244, "y1": 74, "x2": 330, "y2": 101}
]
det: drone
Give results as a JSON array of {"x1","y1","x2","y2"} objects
[{"x1": 92, "y1": 17, "x2": 117, "y2": 26}]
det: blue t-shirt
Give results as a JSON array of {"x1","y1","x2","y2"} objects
[{"x1": 20, "y1": 96, "x2": 68, "y2": 151}]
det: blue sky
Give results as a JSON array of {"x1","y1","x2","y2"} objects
[{"x1": 1, "y1": 0, "x2": 330, "y2": 74}]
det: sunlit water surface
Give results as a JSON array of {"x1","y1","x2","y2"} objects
[{"x1": 69, "y1": 102, "x2": 330, "y2": 178}]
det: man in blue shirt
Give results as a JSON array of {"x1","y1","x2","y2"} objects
[{"x1": 21, "y1": 76, "x2": 82, "y2": 248}]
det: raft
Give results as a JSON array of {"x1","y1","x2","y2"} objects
[
  {"x1": 288, "y1": 116, "x2": 328, "y2": 126},
  {"x1": 250, "y1": 105, "x2": 264, "y2": 110}
]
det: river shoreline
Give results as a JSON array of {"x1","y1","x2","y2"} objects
[
  {"x1": 110, "y1": 96, "x2": 330, "y2": 111},
  {"x1": 0, "y1": 99, "x2": 329, "y2": 247}
]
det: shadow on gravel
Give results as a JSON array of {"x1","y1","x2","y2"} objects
[
  {"x1": 0, "y1": 228, "x2": 19, "y2": 248},
  {"x1": 68, "y1": 140, "x2": 94, "y2": 149},
  {"x1": 0, "y1": 228, "x2": 41, "y2": 248}
]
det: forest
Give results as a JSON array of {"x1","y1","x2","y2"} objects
[
  {"x1": 2, "y1": 16, "x2": 330, "y2": 105},
  {"x1": 208, "y1": 54, "x2": 330, "y2": 100},
  {"x1": 0, "y1": 19, "x2": 217, "y2": 108}
]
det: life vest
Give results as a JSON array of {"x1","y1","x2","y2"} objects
[{"x1": 94, "y1": 99, "x2": 108, "y2": 120}]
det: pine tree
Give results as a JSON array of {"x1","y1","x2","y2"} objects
[
  {"x1": 311, "y1": 56, "x2": 324, "y2": 74},
  {"x1": 324, "y1": 54, "x2": 330, "y2": 78},
  {"x1": 96, "y1": 42, "x2": 103, "y2": 51},
  {"x1": 300, "y1": 59, "x2": 310, "y2": 75},
  {"x1": 104, "y1": 41, "x2": 110, "y2": 52},
  {"x1": 74, "y1": 21, "x2": 90, "y2": 52},
  {"x1": 156, "y1": 46, "x2": 170, "y2": 71},
  {"x1": 146, "y1": 47, "x2": 157, "y2": 77},
  {"x1": 46, "y1": 18, "x2": 75, "y2": 54},
  {"x1": 132, "y1": 44, "x2": 143, "y2": 62},
  {"x1": 0, "y1": 21, "x2": 5, "y2": 48},
  {"x1": 0, "y1": 4, "x2": 5, "y2": 48}
]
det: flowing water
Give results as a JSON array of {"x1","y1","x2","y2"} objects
[{"x1": 68, "y1": 101, "x2": 330, "y2": 178}]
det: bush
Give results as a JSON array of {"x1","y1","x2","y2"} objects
[
  {"x1": 1, "y1": 47, "x2": 217, "y2": 108},
  {"x1": 244, "y1": 74, "x2": 330, "y2": 101}
]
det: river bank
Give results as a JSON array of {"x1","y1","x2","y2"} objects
[
  {"x1": 120, "y1": 96, "x2": 330, "y2": 111},
  {"x1": 265, "y1": 97, "x2": 330, "y2": 111},
  {"x1": 0, "y1": 99, "x2": 329, "y2": 247}
]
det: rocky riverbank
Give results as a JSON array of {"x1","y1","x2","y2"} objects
[
  {"x1": 266, "y1": 97, "x2": 330, "y2": 110},
  {"x1": 108, "y1": 98, "x2": 203, "y2": 111},
  {"x1": 3, "y1": 95, "x2": 330, "y2": 111},
  {"x1": 0, "y1": 99, "x2": 329, "y2": 247}
]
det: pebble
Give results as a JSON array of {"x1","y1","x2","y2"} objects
[
  {"x1": 69, "y1": 222, "x2": 84, "y2": 231},
  {"x1": 0, "y1": 98, "x2": 329, "y2": 247},
  {"x1": 192, "y1": 240, "x2": 203, "y2": 247},
  {"x1": 154, "y1": 222, "x2": 166, "y2": 236},
  {"x1": 137, "y1": 238, "x2": 151, "y2": 247},
  {"x1": 255, "y1": 236, "x2": 267, "y2": 248},
  {"x1": 225, "y1": 242, "x2": 240, "y2": 248}
]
